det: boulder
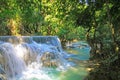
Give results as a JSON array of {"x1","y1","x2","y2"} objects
[{"x1": 40, "y1": 52, "x2": 58, "y2": 67}]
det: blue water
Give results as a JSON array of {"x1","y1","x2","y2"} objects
[
  {"x1": 66, "y1": 47, "x2": 91, "y2": 60},
  {"x1": 18, "y1": 45, "x2": 91, "y2": 80}
]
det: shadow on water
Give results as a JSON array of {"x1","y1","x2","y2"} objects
[{"x1": 58, "y1": 47, "x2": 91, "y2": 80}]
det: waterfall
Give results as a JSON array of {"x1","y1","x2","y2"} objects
[
  {"x1": 0, "y1": 43, "x2": 26, "y2": 79},
  {"x1": 0, "y1": 36, "x2": 74, "y2": 80}
]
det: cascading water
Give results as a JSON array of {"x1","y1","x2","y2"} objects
[{"x1": 0, "y1": 36, "x2": 75, "y2": 80}]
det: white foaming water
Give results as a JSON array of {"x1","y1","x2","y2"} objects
[
  {"x1": 17, "y1": 62, "x2": 60, "y2": 80},
  {"x1": 0, "y1": 36, "x2": 74, "y2": 80},
  {"x1": 0, "y1": 43, "x2": 26, "y2": 79}
]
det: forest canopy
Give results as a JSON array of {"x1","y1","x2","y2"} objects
[
  {"x1": 0, "y1": 0, "x2": 87, "y2": 42},
  {"x1": 0, "y1": 0, "x2": 119, "y2": 80}
]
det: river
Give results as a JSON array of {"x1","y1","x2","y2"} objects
[
  {"x1": 17, "y1": 46, "x2": 91, "y2": 80},
  {"x1": 0, "y1": 36, "x2": 91, "y2": 80}
]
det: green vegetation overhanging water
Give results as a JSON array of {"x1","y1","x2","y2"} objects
[{"x1": 1, "y1": 0, "x2": 119, "y2": 80}]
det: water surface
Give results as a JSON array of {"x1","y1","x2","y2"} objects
[{"x1": 18, "y1": 47, "x2": 90, "y2": 80}]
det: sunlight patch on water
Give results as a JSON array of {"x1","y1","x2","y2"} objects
[{"x1": 59, "y1": 66, "x2": 88, "y2": 80}]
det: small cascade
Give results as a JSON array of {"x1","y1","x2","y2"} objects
[
  {"x1": 0, "y1": 43, "x2": 26, "y2": 79},
  {"x1": 0, "y1": 36, "x2": 74, "y2": 80}
]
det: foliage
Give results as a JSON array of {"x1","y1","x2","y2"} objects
[
  {"x1": 0, "y1": 0, "x2": 119, "y2": 79},
  {"x1": 0, "y1": 0, "x2": 86, "y2": 42},
  {"x1": 76, "y1": 0, "x2": 119, "y2": 80}
]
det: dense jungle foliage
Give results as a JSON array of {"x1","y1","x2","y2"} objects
[{"x1": 0, "y1": 0, "x2": 119, "y2": 80}]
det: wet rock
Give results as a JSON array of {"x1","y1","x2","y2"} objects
[
  {"x1": 41, "y1": 52, "x2": 58, "y2": 67},
  {"x1": 0, "y1": 74, "x2": 7, "y2": 80},
  {"x1": 0, "y1": 67, "x2": 5, "y2": 74}
]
